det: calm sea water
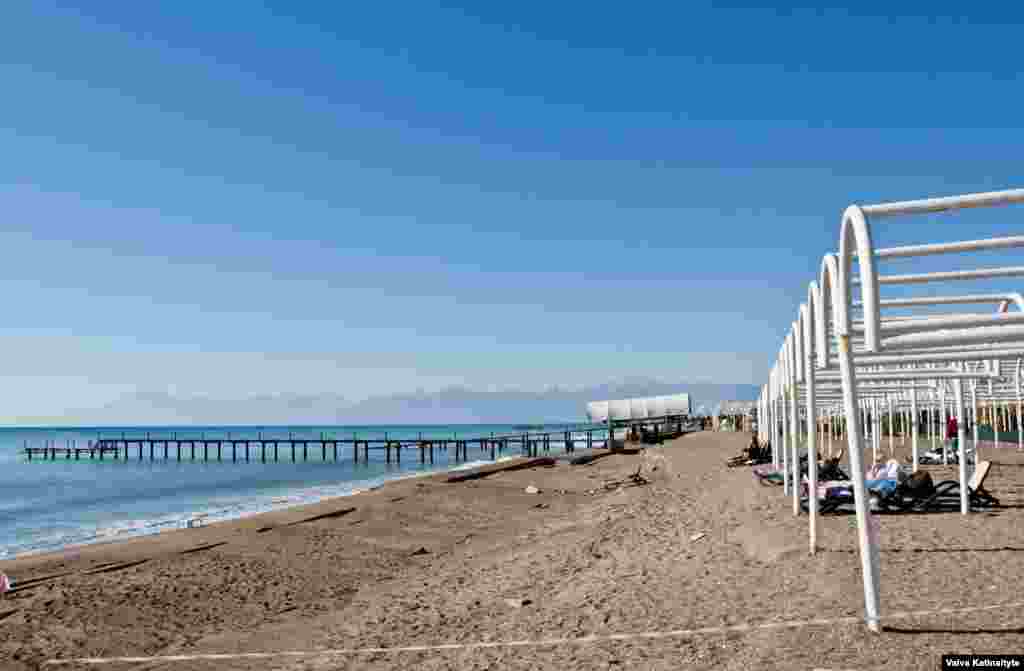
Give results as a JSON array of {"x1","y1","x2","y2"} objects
[{"x1": 0, "y1": 423, "x2": 608, "y2": 559}]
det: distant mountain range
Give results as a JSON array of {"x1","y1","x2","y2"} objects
[{"x1": 37, "y1": 379, "x2": 759, "y2": 426}]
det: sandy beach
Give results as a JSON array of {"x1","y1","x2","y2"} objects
[{"x1": 4, "y1": 430, "x2": 1024, "y2": 670}]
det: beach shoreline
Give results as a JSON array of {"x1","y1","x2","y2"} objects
[
  {"x1": 0, "y1": 451, "x2": 541, "y2": 570},
  {"x1": 6, "y1": 431, "x2": 1024, "y2": 670},
  {"x1": 1, "y1": 424, "x2": 618, "y2": 561}
]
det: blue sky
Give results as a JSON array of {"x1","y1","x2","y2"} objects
[{"x1": 2, "y1": 1, "x2": 1024, "y2": 422}]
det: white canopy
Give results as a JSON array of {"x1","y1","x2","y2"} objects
[
  {"x1": 586, "y1": 393, "x2": 690, "y2": 422},
  {"x1": 647, "y1": 396, "x2": 668, "y2": 418},
  {"x1": 718, "y1": 400, "x2": 757, "y2": 416},
  {"x1": 585, "y1": 400, "x2": 609, "y2": 424}
]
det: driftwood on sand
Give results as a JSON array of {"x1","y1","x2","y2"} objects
[
  {"x1": 445, "y1": 457, "x2": 557, "y2": 483},
  {"x1": 569, "y1": 447, "x2": 642, "y2": 466}
]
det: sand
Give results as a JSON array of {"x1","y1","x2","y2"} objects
[{"x1": 3, "y1": 430, "x2": 1024, "y2": 670}]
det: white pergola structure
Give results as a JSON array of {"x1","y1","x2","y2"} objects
[
  {"x1": 585, "y1": 394, "x2": 691, "y2": 424},
  {"x1": 757, "y1": 187, "x2": 1024, "y2": 633},
  {"x1": 719, "y1": 400, "x2": 757, "y2": 415}
]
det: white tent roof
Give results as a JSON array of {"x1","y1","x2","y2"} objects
[
  {"x1": 647, "y1": 396, "x2": 668, "y2": 418},
  {"x1": 585, "y1": 393, "x2": 690, "y2": 422},
  {"x1": 585, "y1": 400, "x2": 609, "y2": 424},
  {"x1": 664, "y1": 394, "x2": 691, "y2": 415},
  {"x1": 718, "y1": 400, "x2": 756, "y2": 415}
]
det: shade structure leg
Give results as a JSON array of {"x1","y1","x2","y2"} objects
[
  {"x1": 941, "y1": 394, "x2": 949, "y2": 465},
  {"x1": 888, "y1": 397, "x2": 894, "y2": 456},
  {"x1": 827, "y1": 411, "x2": 833, "y2": 457},
  {"x1": 871, "y1": 399, "x2": 880, "y2": 466},
  {"x1": 770, "y1": 399, "x2": 778, "y2": 467},
  {"x1": 804, "y1": 341, "x2": 819, "y2": 555},
  {"x1": 911, "y1": 388, "x2": 919, "y2": 472},
  {"x1": 970, "y1": 382, "x2": 979, "y2": 481},
  {"x1": 790, "y1": 384, "x2": 800, "y2": 517},
  {"x1": 781, "y1": 395, "x2": 790, "y2": 496},
  {"x1": 1017, "y1": 360, "x2": 1023, "y2": 451},
  {"x1": 955, "y1": 380, "x2": 969, "y2": 515},
  {"x1": 861, "y1": 404, "x2": 868, "y2": 457},
  {"x1": 926, "y1": 404, "x2": 931, "y2": 449},
  {"x1": 837, "y1": 335, "x2": 881, "y2": 633}
]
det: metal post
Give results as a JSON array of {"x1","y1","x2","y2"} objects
[
  {"x1": 780, "y1": 395, "x2": 788, "y2": 490},
  {"x1": 868, "y1": 401, "x2": 875, "y2": 465},
  {"x1": 803, "y1": 310, "x2": 819, "y2": 554},
  {"x1": 837, "y1": 333, "x2": 881, "y2": 633},
  {"x1": 955, "y1": 379, "x2": 969, "y2": 515},
  {"x1": 911, "y1": 388, "x2": 919, "y2": 472},
  {"x1": 773, "y1": 397, "x2": 781, "y2": 468},
  {"x1": 887, "y1": 397, "x2": 894, "y2": 457},
  {"x1": 941, "y1": 391, "x2": 949, "y2": 465},
  {"x1": 970, "y1": 381, "x2": 979, "y2": 480},
  {"x1": 1017, "y1": 359, "x2": 1023, "y2": 451}
]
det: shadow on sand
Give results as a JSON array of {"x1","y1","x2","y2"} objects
[
  {"x1": 884, "y1": 625, "x2": 1024, "y2": 635},
  {"x1": 824, "y1": 546, "x2": 1024, "y2": 553}
]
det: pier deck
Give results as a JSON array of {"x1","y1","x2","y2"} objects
[{"x1": 22, "y1": 416, "x2": 691, "y2": 465}]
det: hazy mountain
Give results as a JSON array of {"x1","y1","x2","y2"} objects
[
  {"x1": 37, "y1": 379, "x2": 758, "y2": 426},
  {"x1": 335, "y1": 381, "x2": 758, "y2": 424}
]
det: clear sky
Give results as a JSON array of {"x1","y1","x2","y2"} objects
[{"x1": 2, "y1": 2, "x2": 1023, "y2": 423}]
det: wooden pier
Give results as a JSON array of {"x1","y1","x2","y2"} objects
[{"x1": 23, "y1": 417, "x2": 691, "y2": 465}]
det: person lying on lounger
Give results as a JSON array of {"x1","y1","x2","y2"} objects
[{"x1": 727, "y1": 436, "x2": 769, "y2": 466}]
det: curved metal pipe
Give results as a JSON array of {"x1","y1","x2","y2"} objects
[{"x1": 839, "y1": 206, "x2": 881, "y2": 352}]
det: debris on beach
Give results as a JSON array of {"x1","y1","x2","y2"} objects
[
  {"x1": 690, "y1": 532, "x2": 706, "y2": 542},
  {"x1": 533, "y1": 502, "x2": 550, "y2": 509},
  {"x1": 504, "y1": 597, "x2": 533, "y2": 608},
  {"x1": 524, "y1": 485, "x2": 540, "y2": 494},
  {"x1": 602, "y1": 466, "x2": 651, "y2": 491},
  {"x1": 410, "y1": 547, "x2": 430, "y2": 556}
]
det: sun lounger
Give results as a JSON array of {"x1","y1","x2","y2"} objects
[
  {"x1": 727, "y1": 452, "x2": 771, "y2": 467},
  {"x1": 900, "y1": 460, "x2": 999, "y2": 511},
  {"x1": 800, "y1": 478, "x2": 899, "y2": 513},
  {"x1": 755, "y1": 453, "x2": 847, "y2": 487}
]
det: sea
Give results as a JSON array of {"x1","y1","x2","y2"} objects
[{"x1": 0, "y1": 423, "x2": 609, "y2": 560}]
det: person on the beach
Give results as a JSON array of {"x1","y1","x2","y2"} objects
[{"x1": 946, "y1": 415, "x2": 959, "y2": 453}]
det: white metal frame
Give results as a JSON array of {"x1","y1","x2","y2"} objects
[{"x1": 757, "y1": 187, "x2": 1024, "y2": 633}]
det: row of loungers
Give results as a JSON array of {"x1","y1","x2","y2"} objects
[
  {"x1": 807, "y1": 461, "x2": 1000, "y2": 513},
  {"x1": 749, "y1": 456, "x2": 1000, "y2": 514}
]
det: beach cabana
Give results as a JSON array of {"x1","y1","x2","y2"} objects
[{"x1": 585, "y1": 393, "x2": 691, "y2": 444}]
